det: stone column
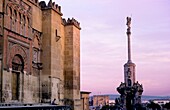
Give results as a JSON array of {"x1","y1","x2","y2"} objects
[{"x1": 126, "y1": 17, "x2": 132, "y2": 63}]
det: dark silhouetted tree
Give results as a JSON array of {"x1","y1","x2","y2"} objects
[
  {"x1": 164, "y1": 102, "x2": 170, "y2": 109},
  {"x1": 147, "y1": 101, "x2": 161, "y2": 110}
]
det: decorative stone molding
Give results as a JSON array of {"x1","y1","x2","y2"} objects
[
  {"x1": 6, "y1": 0, "x2": 32, "y2": 17},
  {"x1": 5, "y1": 0, "x2": 33, "y2": 39},
  {"x1": 32, "y1": 28, "x2": 42, "y2": 46},
  {"x1": 7, "y1": 44, "x2": 28, "y2": 72}
]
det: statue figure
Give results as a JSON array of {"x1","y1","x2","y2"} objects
[
  {"x1": 126, "y1": 17, "x2": 131, "y2": 28},
  {"x1": 126, "y1": 17, "x2": 131, "y2": 34}
]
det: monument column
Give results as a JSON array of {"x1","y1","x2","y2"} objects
[
  {"x1": 117, "y1": 17, "x2": 143, "y2": 110},
  {"x1": 124, "y1": 17, "x2": 136, "y2": 86},
  {"x1": 126, "y1": 17, "x2": 132, "y2": 63}
]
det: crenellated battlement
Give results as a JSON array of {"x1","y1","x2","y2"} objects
[
  {"x1": 62, "y1": 18, "x2": 81, "y2": 30},
  {"x1": 39, "y1": 0, "x2": 62, "y2": 16}
]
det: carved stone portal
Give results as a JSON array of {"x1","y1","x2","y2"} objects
[{"x1": 7, "y1": 44, "x2": 28, "y2": 72}]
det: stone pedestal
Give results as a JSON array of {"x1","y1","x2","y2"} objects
[{"x1": 116, "y1": 82, "x2": 143, "y2": 110}]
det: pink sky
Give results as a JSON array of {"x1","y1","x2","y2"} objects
[{"x1": 42, "y1": 0, "x2": 170, "y2": 96}]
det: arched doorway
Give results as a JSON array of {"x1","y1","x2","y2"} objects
[{"x1": 11, "y1": 54, "x2": 24, "y2": 100}]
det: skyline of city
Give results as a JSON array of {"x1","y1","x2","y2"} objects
[{"x1": 42, "y1": 0, "x2": 170, "y2": 96}]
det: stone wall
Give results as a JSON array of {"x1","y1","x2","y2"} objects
[
  {"x1": 24, "y1": 0, "x2": 42, "y2": 32},
  {"x1": 72, "y1": 26, "x2": 80, "y2": 100},
  {"x1": 41, "y1": 8, "x2": 52, "y2": 103},
  {"x1": 50, "y1": 7, "x2": 62, "y2": 79},
  {"x1": 40, "y1": 0, "x2": 68, "y2": 103},
  {"x1": 64, "y1": 25, "x2": 80, "y2": 99},
  {"x1": 0, "y1": 0, "x2": 2, "y2": 13},
  {"x1": 0, "y1": 0, "x2": 41, "y2": 103},
  {"x1": 41, "y1": 9, "x2": 51, "y2": 76},
  {"x1": 0, "y1": 37, "x2": 2, "y2": 59},
  {"x1": 93, "y1": 95, "x2": 109, "y2": 107},
  {"x1": 64, "y1": 25, "x2": 74, "y2": 99},
  {"x1": 2, "y1": 70, "x2": 13, "y2": 102},
  {"x1": 74, "y1": 99, "x2": 82, "y2": 110},
  {"x1": 2, "y1": 70, "x2": 41, "y2": 103},
  {"x1": 31, "y1": 5, "x2": 42, "y2": 32},
  {"x1": 41, "y1": 5, "x2": 64, "y2": 103},
  {"x1": 41, "y1": 75, "x2": 51, "y2": 103},
  {"x1": 0, "y1": 12, "x2": 3, "y2": 36},
  {"x1": 50, "y1": 77, "x2": 60, "y2": 104},
  {"x1": 60, "y1": 21, "x2": 65, "y2": 105},
  {"x1": 0, "y1": 59, "x2": 2, "y2": 101},
  {"x1": 23, "y1": 74, "x2": 40, "y2": 103},
  {"x1": 81, "y1": 92, "x2": 91, "y2": 110}
]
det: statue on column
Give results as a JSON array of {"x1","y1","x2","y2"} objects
[
  {"x1": 115, "y1": 17, "x2": 144, "y2": 110},
  {"x1": 126, "y1": 17, "x2": 131, "y2": 34}
]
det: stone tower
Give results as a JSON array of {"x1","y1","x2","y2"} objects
[
  {"x1": 40, "y1": 0, "x2": 64, "y2": 103},
  {"x1": 116, "y1": 17, "x2": 143, "y2": 110},
  {"x1": 63, "y1": 18, "x2": 81, "y2": 110}
]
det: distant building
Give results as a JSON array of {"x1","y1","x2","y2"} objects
[
  {"x1": 93, "y1": 95, "x2": 109, "y2": 107},
  {"x1": 0, "y1": 0, "x2": 81, "y2": 110},
  {"x1": 109, "y1": 99, "x2": 115, "y2": 106},
  {"x1": 151, "y1": 99, "x2": 170, "y2": 105},
  {"x1": 81, "y1": 91, "x2": 91, "y2": 110}
]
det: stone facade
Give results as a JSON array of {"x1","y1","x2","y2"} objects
[
  {"x1": 0, "y1": 0, "x2": 81, "y2": 110},
  {"x1": 93, "y1": 95, "x2": 109, "y2": 107}
]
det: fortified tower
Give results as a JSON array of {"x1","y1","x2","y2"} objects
[{"x1": 116, "y1": 17, "x2": 143, "y2": 110}]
